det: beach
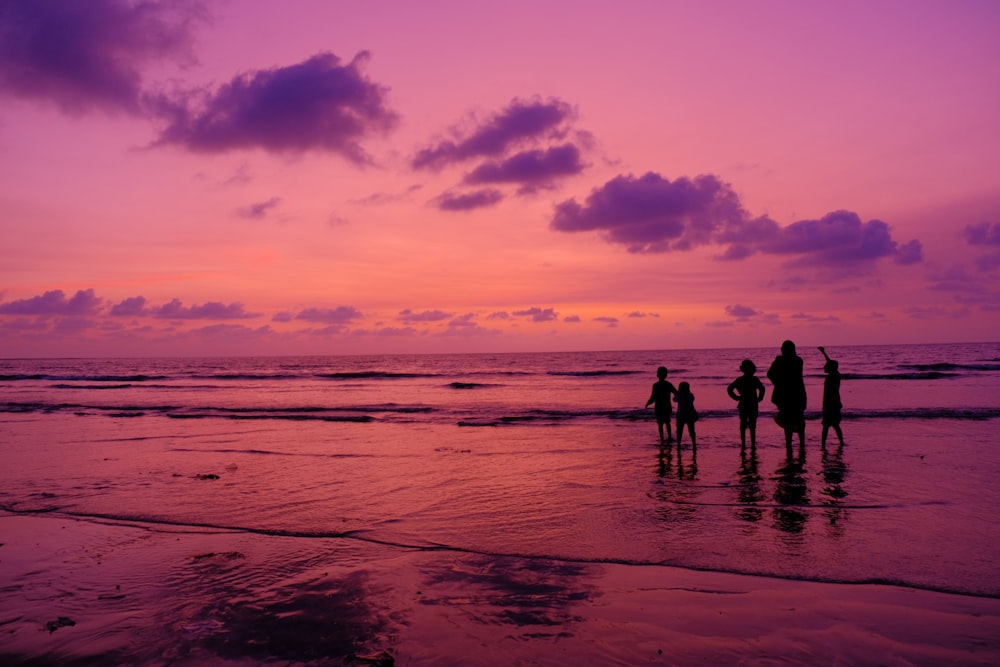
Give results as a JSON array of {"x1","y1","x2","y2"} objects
[
  {"x1": 2, "y1": 345, "x2": 1000, "y2": 665},
  {"x1": 3, "y1": 511, "x2": 999, "y2": 666}
]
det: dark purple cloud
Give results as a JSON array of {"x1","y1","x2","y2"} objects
[
  {"x1": 563, "y1": 315, "x2": 581, "y2": 323},
  {"x1": 413, "y1": 98, "x2": 573, "y2": 169},
  {"x1": 551, "y1": 172, "x2": 745, "y2": 253},
  {"x1": 976, "y1": 252, "x2": 1000, "y2": 272},
  {"x1": 109, "y1": 295, "x2": 150, "y2": 316},
  {"x1": 552, "y1": 171, "x2": 924, "y2": 268},
  {"x1": 594, "y1": 316, "x2": 618, "y2": 327},
  {"x1": 486, "y1": 311, "x2": 511, "y2": 321},
  {"x1": 153, "y1": 52, "x2": 397, "y2": 160},
  {"x1": 398, "y1": 309, "x2": 453, "y2": 323},
  {"x1": 447, "y1": 313, "x2": 478, "y2": 329},
  {"x1": 756, "y1": 211, "x2": 921, "y2": 265},
  {"x1": 725, "y1": 304, "x2": 759, "y2": 318},
  {"x1": 236, "y1": 197, "x2": 282, "y2": 220},
  {"x1": 441, "y1": 313, "x2": 501, "y2": 337},
  {"x1": 790, "y1": 313, "x2": 841, "y2": 323},
  {"x1": 627, "y1": 311, "x2": 660, "y2": 318},
  {"x1": 511, "y1": 307, "x2": 558, "y2": 322},
  {"x1": 964, "y1": 222, "x2": 1000, "y2": 246},
  {"x1": 0, "y1": 0, "x2": 205, "y2": 114},
  {"x1": 295, "y1": 306, "x2": 363, "y2": 324},
  {"x1": 434, "y1": 188, "x2": 504, "y2": 211},
  {"x1": 0, "y1": 289, "x2": 102, "y2": 315},
  {"x1": 155, "y1": 299, "x2": 259, "y2": 319},
  {"x1": 464, "y1": 144, "x2": 584, "y2": 188},
  {"x1": 271, "y1": 311, "x2": 294, "y2": 323}
]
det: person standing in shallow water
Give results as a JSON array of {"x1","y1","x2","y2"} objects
[
  {"x1": 767, "y1": 340, "x2": 807, "y2": 451},
  {"x1": 727, "y1": 359, "x2": 766, "y2": 450},
  {"x1": 674, "y1": 381, "x2": 698, "y2": 447},
  {"x1": 819, "y1": 346, "x2": 845, "y2": 447},
  {"x1": 645, "y1": 366, "x2": 677, "y2": 443}
]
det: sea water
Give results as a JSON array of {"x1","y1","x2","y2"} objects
[{"x1": 2, "y1": 342, "x2": 999, "y2": 606}]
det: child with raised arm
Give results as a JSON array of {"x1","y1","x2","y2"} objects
[
  {"x1": 645, "y1": 366, "x2": 677, "y2": 443},
  {"x1": 727, "y1": 359, "x2": 766, "y2": 450},
  {"x1": 819, "y1": 346, "x2": 845, "y2": 447},
  {"x1": 674, "y1": 381, "x2": 698, "y2": 447}
]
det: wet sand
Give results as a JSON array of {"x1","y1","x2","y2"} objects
[{"x1": 2, "y1": 512, "x2": 998, "y2": 666}]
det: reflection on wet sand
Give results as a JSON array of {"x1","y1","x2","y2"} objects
[
  {"x1": 418, "y1": 555, "x2": 593, "y2": 637},
  {"x1": 736, "y1": 447, "x2": 765, "y2": 523},
  {"x1": 820, "y1": 443, "x2": 849, "y2": 537},
  {"x1": 773, "y1": 447, "x2": 810, "y2": 536}
]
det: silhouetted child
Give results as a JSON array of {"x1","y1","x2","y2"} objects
[
  {"x1": 727, "y1": 359, "x2": 766, "y2": 449},
  {"x1": 819, "y1": 346, "x2": 844, "y2": 447},
  {"x1": 674, "y1": 381, "x2": 698, "y2": 447},
  {"x1": 645, "y1": 366, "x2": 677, "y2": 443}
]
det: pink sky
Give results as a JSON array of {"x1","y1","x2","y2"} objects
[{"x1": 1, "y1": 0, "x2": 999, "y2": 357}]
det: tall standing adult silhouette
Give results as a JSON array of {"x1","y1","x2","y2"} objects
[{"x1": 767, "y1": 340, "x2": 807, "y2": 452}]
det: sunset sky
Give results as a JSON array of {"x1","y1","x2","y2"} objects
[{"x1": 2, "y1": 0, "x2": 999, "y2": 357}]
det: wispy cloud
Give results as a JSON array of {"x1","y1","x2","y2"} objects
[
  {"x1": 398, "y1": 309, "x2": 453, "y2": 323},
  {"x1": 295, "y1": 306, "x2": 364, "y2": 324},
  {"x1": 413, "y1": 97, "x2": 573, "y2": 169},
  {"x1": 434, "y1": 188, "x2": 504, "y2": 211},
  {"x1": 0, "y1": 289, "x2": 102, "y2": 316},
  {"x1": 235, "y1": 196, "x2": 282, "y2": 220},
  {"x1": 154, "y1": 299, "x2": 259, "y2": 320},
  {"x1": 511, "y1": 307, "x2": 558, "y2": 322}
]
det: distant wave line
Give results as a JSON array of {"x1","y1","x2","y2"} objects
[{"x1": 3, "y1": 401, "x2": 999, "y2": 422}]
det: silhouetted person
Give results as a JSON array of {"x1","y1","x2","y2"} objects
[
  {"x1": 767, "y1": 340, "x2": 807, "y2": 451},
  {"x1": 674, "y1": 381, "x2": 698, "y2": 448},
  {"x1": 727, "y1": 359, "x2": 766, "y2": 450},
  {"x1": 645, "y1": 366, "x2": 677, "y2": 443},
  {"x1": 819, "y1": 346, "x2": 845, "y2": 447}
]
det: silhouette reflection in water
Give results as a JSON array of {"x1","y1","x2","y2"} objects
[
  {"x1": 735, "y1": 445, "x2": 765, "y2": 523},
  {"x1": 656, "y1": 437, "x2": 698, "y2": 482},
  {"x1": 653, "y1": 442, "x2": 699, "y2": 526},
  {"x1": 820, "y1": 441, "x2": 849, "y2": 537},
  {"x1": 772, "y1": 446, "x2": 810, "y2": 535}
]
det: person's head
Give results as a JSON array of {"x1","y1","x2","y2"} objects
[
  {"x1": 678, "y1": 381, "x2": 691, "y2": 394},
  {"x1": 824, "y1": 359, "x2": 839, "y2": 373},
  {"x1": 740, "y1": 359, "x2": 756, "y2": 375},
  {"x1": 781, "y1": 340, "x2": 797, "y2": 356},
  {"x1": 656, "y1": 366, "x2": 668, "y2": 379}
]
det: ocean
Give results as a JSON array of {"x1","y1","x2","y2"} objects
[{"x1": 2, "y1": 342, "x2": 999, "y2": 664}]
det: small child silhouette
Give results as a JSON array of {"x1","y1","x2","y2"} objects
[
  {"x1": 674, "y1": 381, "x2": 698, "y2": 447},
  {"x1": 645, "y1": 366, "x2": 677, "y2": 443},
  {"x1": 819, "y1": 346, "x2": 845, "y2": 447},
  {"x1": 727, "y1": 359, "x2": 766, "y2": 450}
]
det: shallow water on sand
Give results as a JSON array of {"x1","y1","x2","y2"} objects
[{"x1": 2, "y1": 344, "x2": 1000, "y2": 663}]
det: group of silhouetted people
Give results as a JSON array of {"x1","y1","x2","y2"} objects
[{"x1": 645, "y1": 340, "x2": 844, "y2": 451}]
